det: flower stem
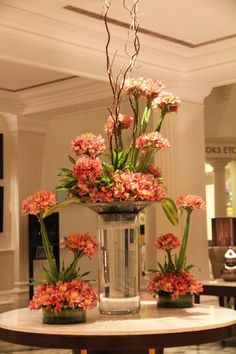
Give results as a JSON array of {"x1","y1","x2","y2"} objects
[
  {"x1": 140, "y1": 102, "x2": 151, "y2": 134},
  {"x1": 38, "y1": 216, "x2": 59, "y2": 283},
  {"x1": 136, "y1": 150, "x2": 153, "y2": 172},
  {"x1": 166, "y1": 249, "x2": 175, "y2": 271},
  {"x1": 155, "y1": 111, "x2": 167, "y2": 132},
  {"x1": 176, "y1": 208, "x2": 192, "y2": 270},
  {"x1": 129, "y1": 96, "x2": 139, "y2": 166},
  {"x1": 63, "y1": 251, "x2": 82, "y2": 281}
]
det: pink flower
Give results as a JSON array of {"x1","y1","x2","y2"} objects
[
  {"x1": 72, "y1": 156, "x2": 102, "y2": 183},
  {"x1": 147, "y1": 164, "x2": 162, "y2": 178},
  {"x1": 29, "y1": 279, "x2": 98, "y2": 313},
  {"x1": 89, "y1": 186, "x2": 114, "y2": 203},
  {"x1": 112, "y1": 170, "x2": 166, "y2": 201},
  {"x1": 75, "y1": 170, "x2": 166, "y2": 203},
  {"x1": 22, "y1": 191, "x2": 57, "y2": 215},
  {"x1": 135, "y1": 132, "x2": 170, "y2": 154},
  {"x1": 154, "y1": 233, "x2": 180, "y2": 250},
  {"x1": 123, "y1": 77, "x2": 164, "y2": 100},
  {"x1": 147, "y1": 271, "x2": 203, "y2": 299},
  {"x1": 105, "y1": 114, "x2": 133, "y2": 136},
  {"x1": 61, "y1": 232, "x2": 97, "y2": 258},
  {"x1": 104, "y1": 116, "x2": 114, "y2": 136},
  {"x1": 118, "y1": 114, "x2": 133, "y2": 129},
  {"x1": 152, "y1": 90, "x2": 181, "y2": 113},
  {"x1": 71, "y1": 133, "x2": 105, "y2": 158},
  {"x1": 176, "y1": 194, "x2": 205, "y2": 210}
]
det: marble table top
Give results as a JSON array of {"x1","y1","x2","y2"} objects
[
  {"x1": 1, "y1": 301, "x2": 236, "y2": 336},
  {"x1": 202, "y1": 279, "x2": 236, "y2": 287}
]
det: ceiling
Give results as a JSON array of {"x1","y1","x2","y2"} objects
[
  {"x1": 66, "y1": 0, "x2": 236, "y2": 45},
  {"x1": 0, "y1": 59, "x2": 74, "y2": 91},
  {"x1": 0, "y1": 0, "x2": 235, "y2": 92}
]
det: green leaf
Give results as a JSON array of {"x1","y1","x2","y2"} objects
[
  {"x1": 117, "y1": 150, "x2": 128, "y2": 167},
  {"x1": 147, "y1": 268, "x2": 158, "y2": 273},
  {"x1": 41, "y1": 265, "x2": 55, "y2": 283},
  {"x1": 68, "y1": 155, "x2": 76, "y2": 164},
  {"x1": 140, "y1": 105, "x2": 151, "y2": 133},
  {"x1": 59, "y1": 167, "x2": 72, "y2": 173},
  {"x1": 79, "y1": 271, "x2": 90, "y2": 278},
  {"x1": 184, "y1": 264, "x2": 194, "y2": 271},
  {"x1": 157, "y1": 262, "x2": 165, "y2": 273},
  {"x1": 29, "y1": 277, "x2": 37, "y2": 286},
  {"x1": 43, "y1": 197, "x2": 81, "y2": 218},
  {"x1": 162, "y1": 197, "x2": 179, "y2": 226}
]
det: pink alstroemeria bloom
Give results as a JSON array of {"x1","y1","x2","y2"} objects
[
  {"x1": 72, "y1": 156, "x2": 102, "y2": 183},
  {"x1": 135, "y1": 132, "x2": 170, "y2": 154},
  {"x1": 112, "y1": 170, "x2": 166, "y2": 202},
  {"x1": 152, "y1": 90, "x2": 181, "y2": 113},
  {"x1": 154, "y1": 233, "x2": 180, "y2": 251},
  {"x1": 22, "y1": 191, "x2": 57, "y2": 215},
  {"x1": 147, "y1": 164, "x2": 162, "y2": 178},
  {"x1": 71, "y1": 133, "x2": 105, "y2": 158},
  {"x1": 123, "y1": 77, "x2": 164, "y2": 100},
  {"x1": 29, "y1": 279, "x2": 98, "y2": 313},
  {"x1": 147, "y1": 270, "x2": 203, "y2": 300},
  {"x1": 105, "y1": 114, "x2": 133, "y2": 136},
  {"x1": 176, "y1": 194, "x2": 205, "y2": 210},
  {"x1": 61, "y1": 232, "x2": 97, "y2": 258}
]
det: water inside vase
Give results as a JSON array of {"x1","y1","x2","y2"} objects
[{"x1": 98, "y1": 213, "x2": 140, "y2": 314}]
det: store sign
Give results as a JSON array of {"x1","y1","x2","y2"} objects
[{"x1": 205, "y1": 139, "x2": 236, "y2": 159}]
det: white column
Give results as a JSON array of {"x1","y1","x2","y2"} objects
[
  {"x1": 5, "y1": 115, "x2": 45, "y2": 307},
  {"x1": 209, "y1": 159, "x2": 229, "y2": 217},
  {"x1": 149, "y1": 83, "x2": 212, "y2": 280},
  {"x1": 229, "y1": 160, "x2": 236, "y2": 216}
]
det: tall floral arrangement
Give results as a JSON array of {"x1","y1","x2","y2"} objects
[
  {"x1": 147, "y1": 194, "x2": 205, "y2": 300},
  {"x1": 57, "y1": 84, "x2": 180, "y2": 203},
  {"x1": 22, "y1": 191, "x2": 98, "y2": 313},
  {"x1": 57, "y1": 1, "x2": 180, "y2": 211}
]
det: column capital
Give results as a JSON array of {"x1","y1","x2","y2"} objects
[
  {"x1": 2, "y1": 114, "x2": 45, "y2": 133},
  {"x1": 166, "y1": 81, "x2": 212, "y2": 104},
  {"x1": 209, "y1": 159, "x2": 231, "y2": 170}
]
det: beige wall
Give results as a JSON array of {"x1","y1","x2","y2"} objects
[
  {"x1": 0, "y1": 118, "x2": 14, "y2": 307},
  {"x1": 0, "y1": 117, "x2": 11, "y2": 249},
  {"x1": 205, "y1": 84, "x2": 236, "y2": 139},
  {"x1": 204, "y1": 84, "x2": 236, "y2": 220}
]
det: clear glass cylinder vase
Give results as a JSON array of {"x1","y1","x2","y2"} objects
[{"x1": 97, "y1": 212, "x2": 140, "y2": 314}]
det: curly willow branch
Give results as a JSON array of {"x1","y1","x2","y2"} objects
[{"x1": 103, "y1": 0, "x2": 141, "y2": 169}]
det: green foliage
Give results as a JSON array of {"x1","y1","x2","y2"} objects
[{"x1": 162, "y1": 198, "x2": 179, "y2": 226}]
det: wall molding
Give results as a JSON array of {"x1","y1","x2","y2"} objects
[{"x1": 0, "y1": 3, "x2": 235, "y2": 88}]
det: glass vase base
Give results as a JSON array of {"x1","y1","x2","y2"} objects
[
  {"x1": 99, "y1": 294, "x2": 140, "y2": 314},
  {"x1": 157, "y1": 292, "x2": 193, "y2": 308},
  {"x1": 42, "y1": 308, "x2": 86, "y2": 324}
]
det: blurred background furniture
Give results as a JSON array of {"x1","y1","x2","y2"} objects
[
  {"x1": 194, "y1": 279, "x2": 236, "y2": 310},
  {"x1": 195, "y1": 246, "x2": 236, "y2": 308},
  {"x1": 208, "y1": 246, "x2": 228, "y2": 278},
  {"x1": 212, "y1": 217, "x2": 236, "y2": 246}
]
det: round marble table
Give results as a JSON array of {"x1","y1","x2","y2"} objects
[{"x1": 1, "y1": 301, "x2": 236, "y2": 354}]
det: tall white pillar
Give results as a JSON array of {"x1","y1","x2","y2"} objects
[
  {"x1": 210, "y1": 159, "x2": 229, "y2": 217},
  {"x1": 147, "y1": 83, "x2": 212, "y2": 279},
  {"x1": 229, "y1": 160, "x2": 236, "y2": 216},
  {"x1": 5, "y1": 115, "x2": 45, "y2": 307}
]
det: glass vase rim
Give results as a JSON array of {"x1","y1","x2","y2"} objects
[{"x1": 76, "y1": 200, "x2": 155, "y2": 214}]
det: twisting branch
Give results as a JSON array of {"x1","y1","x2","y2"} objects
[
  {"x1": 103, "y1": 0, "x2": 141, "y2": 170},
  {"x1": 122, "y1": 0, "x2": 140, "y2": 89}
]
